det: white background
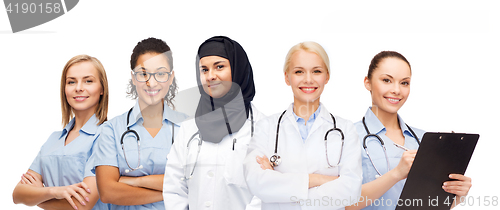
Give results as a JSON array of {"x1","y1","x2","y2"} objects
[{"x1": 1, "y1": 0, "x2": 499, "y2": 209}]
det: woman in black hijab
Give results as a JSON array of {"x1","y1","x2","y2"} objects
[{"x1": 163, "y1": 36, "x2": 265, "y2": 210}]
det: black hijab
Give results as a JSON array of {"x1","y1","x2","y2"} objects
[{"x1": 195, "y1": 36, "x2": 255, "y2": 143}]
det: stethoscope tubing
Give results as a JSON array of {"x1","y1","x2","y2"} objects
[
  {"x1": 361, "y1": 117, "x2": 420, "y2": 177},
  {"x1": 182, "y1": 108, "x2": 254, "y2": 180},
  {"x1": 121, "y1": 107, "x2": 175, "y2": 173},
  {"x1": 182, "y1": 131, "x2": 202, "y2": 180},
  {"x1": 271, "y1": 110, "x2": 344, "y2": 168}
]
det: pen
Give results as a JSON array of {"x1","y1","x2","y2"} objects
[{"x1": 393, "y1": 143, "x2": 409, "y2": 151}]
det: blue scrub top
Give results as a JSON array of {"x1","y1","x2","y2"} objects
[
  {"x1": 354, "y1": 108, "x2": 425, "y2": 210},
  {"x1": 93, "y1": 101, "x2": 186, "y2": 210},
  {"x1": 29, "y1": 114, "x2": 108, "y2": 210}
]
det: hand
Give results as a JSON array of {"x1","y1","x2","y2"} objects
[
  {"x1": 20, "y1": 171, "x2": 43, "y2": 187},
  {"x1": 393, "y1": 150, "x2": 417, "y2": 180},
  {"x1": 256, "y1": 155, "x2": 274, "y2": 170},
  {"x1": 119, "y1": 176, "x2": 139, "y2": 187},
  {"x1": 49, "y1": 182, "x2": 91, "y2": 210},
  {"x1": 309, "y1": 174, "x2": 339, "y2": 188},
  {"x1": 443, "y1": 174, "x2": 472, "y2": 204}
]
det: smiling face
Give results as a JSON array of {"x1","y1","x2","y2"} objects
[
  {"x1": 365, "y1": 57, "x2": 411, "y2": 115},
  {"x1": 132, "y1": 52, "x2": 174, "y2": 107},
  {"x1": 285, "y1": 50, "x2": 329, "y2": 107},
  {"x1": 199, "y1": 55, "x2": 233, "y2": 98},
  {"x1": 65, "y1": 61, "x2": 103, "y2": 115}
]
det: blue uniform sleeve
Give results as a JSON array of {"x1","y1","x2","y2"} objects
[
  {"x1": 84, "y1": 130, "x2": 101, "y2": 178},
  {"x1": 92, "y1": 121, "x2": 119, "y2": 173},
  {"x1": 29, "y1": 149, "x2": 43, "y2": 175},
  {"x1": 29, "y1": 131, "x2": 60, "y2": 175}
]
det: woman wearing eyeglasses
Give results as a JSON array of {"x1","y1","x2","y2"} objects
[
  {"x1": 244, "y1": 42, "x2": 362, "y2": 209},
  {"x1": 13, "y1": 55, "x2": 109, "y2": 210},
  {"x1": 162, "y1": 36, "x2": 265, "y2": 210},
  {"x1": 346, "y1": 51, "x2": 472, "y2": 210},
  {"x1": 93, "y1": 37, "x2": 186, "y2": 210}
]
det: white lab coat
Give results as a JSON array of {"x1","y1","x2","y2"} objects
[
  {"x1": 244, "y1": 103, "x2": 362, "y2": 210},
  {"x1": 163, "y1": 103, "x2": 265, "y2": 210}
]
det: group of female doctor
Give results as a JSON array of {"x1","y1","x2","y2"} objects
[{"x1": 12, "y1": 35, "x2": 472, "y2": 210}]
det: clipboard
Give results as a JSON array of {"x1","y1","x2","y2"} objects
[{"x1": 395, "y1": 132, "x2": 479, "y2": 209}]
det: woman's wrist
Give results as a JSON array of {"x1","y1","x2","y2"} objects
[
  {"x1": 308, "y1": 174, "x2": 318, "y2": 188},
  {"x1": 46, "y1": 186, "x2": 57, "y2": 200},
  {"x1": 135, "y1": 176, "x2": 143, "y2": 187},
  {"x1": 388, "y1": 168, "x2": 404, "y2": 181},
  {"x1": 308, "y1": 174, "x2": 338, "y2": 188},
  {"x1": 119, "y1": 176, "x2": 141, "y2": 188}
]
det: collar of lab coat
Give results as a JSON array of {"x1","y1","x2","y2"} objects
[{"x1": 284, "y1": 102, "x2": 334, "y2": 141}]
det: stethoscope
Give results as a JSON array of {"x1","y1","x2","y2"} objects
[
  {"x1": 181, "y1": 107, "x2": 254, "y2": 181},
  {"x1": 121, "y1": 107, "x2": 175, "y2": 173},
  {"x1": 269, "y1": 110, "x2": 345, "y2": 168},
  {"x1": 362, "y1": 117, "x2": 420, "y2": 178}
]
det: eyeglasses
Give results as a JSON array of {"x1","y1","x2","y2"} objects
[{"x1": 133, "y1": 68, "x2": 172, "y2": 83}]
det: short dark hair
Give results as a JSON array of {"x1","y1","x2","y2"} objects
[
  {"x1": 367, "y1": 51, "x2": 411, "y2": 79},
  {"x1": 127, "y1": 37, "x2": 177, "y2": 109},
  {"x1": 129, "y1": 37, "x2": 173, "y2": 70}
]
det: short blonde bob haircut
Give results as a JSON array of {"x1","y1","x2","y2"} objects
[
  {"x1": 60, "y1": 55, "x2": 109, "y2": 127},
  {"x1": 283, "y1": 41, "x2": 330, "y2": 74}
]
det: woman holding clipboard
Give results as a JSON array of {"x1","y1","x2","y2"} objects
[{"x1": 346, "y1": 51, "x2": 472, "y2": 210}]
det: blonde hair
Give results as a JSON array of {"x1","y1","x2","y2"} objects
[
  {"x1": 283, "y1": 41, "x2": 330, "y2": 74},
  {"x1": 60, "y1": 55, "x2": 109, "y2": 127}
]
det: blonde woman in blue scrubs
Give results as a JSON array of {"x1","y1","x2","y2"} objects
[
  {"x1": 13, "y1": 55, "x2": 109, "y2": 210},
  {"x1": 346, "y1": 51, "x2": 472, "y2": 210}
]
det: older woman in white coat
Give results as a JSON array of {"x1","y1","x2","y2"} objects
[{"x1": 244, "y1": 41, "x2": 362, "y2": 210}]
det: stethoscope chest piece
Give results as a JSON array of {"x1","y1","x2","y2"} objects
[
  {"x1": 270, "y1": 154, "x2": 281, "y2": 167},
  {"x1": 125, "y1": 165, "x2": 143, "y2": 173}
]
